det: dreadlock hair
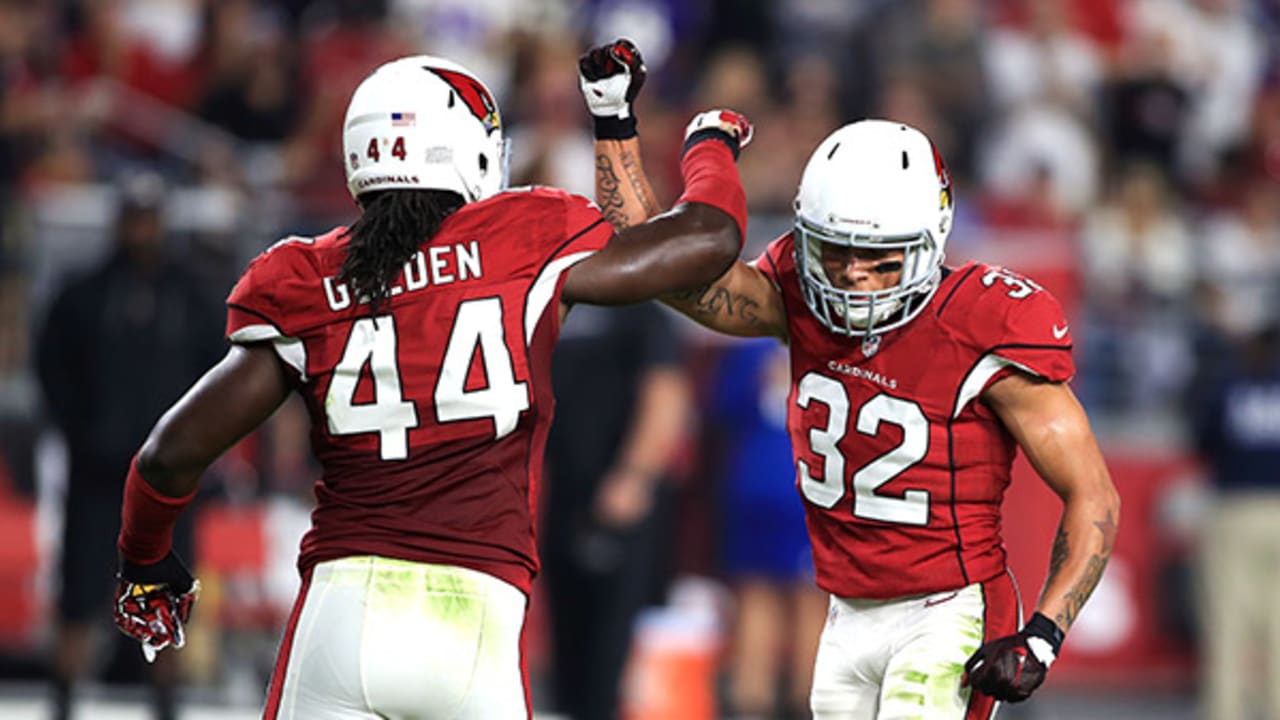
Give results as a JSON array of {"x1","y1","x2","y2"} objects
[{"x1": 339, "y1": 189, "x2": 466, "y2": 314}]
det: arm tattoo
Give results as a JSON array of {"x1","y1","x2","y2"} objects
[
  {"x1": 595, "y1": 154, "x2": 630, "y2": 229},
  {"x1": 666, "y1": 282, "x2": 764, "y2": 328},
  {"x1": 619, "y1": 148, "x2": 660, "y2": 218},
  {"x1": 1052, "y1": 508, "x2": 1118, "y2": 631},
  {"x1": 1047, "y1": 521, "x2": 1069, "y2": 579}
]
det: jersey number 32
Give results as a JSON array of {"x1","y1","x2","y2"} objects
[{"x1": 796, "y1": 372, "x2": 930, "y2": 526}]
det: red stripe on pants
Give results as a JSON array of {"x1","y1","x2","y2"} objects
[
  {"x1": 263, "y1": 569, "x2": 313, "y2": 720},
  {"x1": 965, "y1": 570, "x2": 1020, "y2": 720}
]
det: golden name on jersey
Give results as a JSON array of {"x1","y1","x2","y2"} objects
[{"x1": 322, "y1": 240, "x2": 484, "y2": 311}]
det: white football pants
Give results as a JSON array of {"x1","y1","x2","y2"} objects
[
  {"x1": 262, "y1": 556, "x2": 529, "y2": 719},
  {"x1": 809, "y1": 571, "x2": 1019, "y2": 720}
]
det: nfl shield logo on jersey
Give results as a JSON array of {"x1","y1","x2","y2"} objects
[{"x1": 862, "y1": 334, "x2": 882, "y2": 358}]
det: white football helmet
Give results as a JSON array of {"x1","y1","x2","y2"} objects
[
  {"x1": 343, "y1": 55, "x2": 509, "y2": 203},
  {"x1": 793, "y1": 119, "x2": 954, "y2": 338}
]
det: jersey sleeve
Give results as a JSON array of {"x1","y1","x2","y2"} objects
[
  {"x1": 224, "y1": 237, "x2": 319, "y2": 380},
  {"x1": 555, "y1": 191, "x2": 613, "y2": 259},
  {"x1": 967, "y1": 267, "x2": 1075, "y2": 383},
  {"x1": 226, "y1": 251, "x2": 288, "y2": 342},
  {"x1": 519, "y1": 190, "x2": 615, "y2": 345},
  {"x1": 945, "y1": 266, "x2": 1075, "y2": 419},
  {"x1": 995, "y1": 289, "x2": 1075, "y2": 382}
]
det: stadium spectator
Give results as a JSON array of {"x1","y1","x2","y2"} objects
[
  {"x1": 1078, "y1": 161, "x2": 1194, "y2": 414},
  {"x1": 1127, "y1": 0, "x2": 1265, "y2": 182},
  {"x1": 541, "y1": 301, "x2": 690, "y2": 720},
  {"x1": 506, "y1": 37, "x2": 597, "y2": 196},
  {"x1": 690, "y1": 46, "x2": 796, "y2": 214},
  {"x1": 984, "y1": 0, "x2": 1103, "y2": 116},
  {"x1": 878, "y1": 0, "x2": 991, "y2": 187},
  {"x1": 1099, "y1": 21, "x2": 1190, "y2": 180},
  {"x1": 108, "y1": 52, "x2": 750, "y2": 718},
  {"x1": 1192, "y1": 324, "x2": 1280, "y2": 720},
  {"x1": 60, "y1": 0, "x2": 204, "y2": 110},
  {"x1": 708, "y1": 339, "x2": 825, "y2": 720},
  {"x1": 36, "y1": 170, "x2": 224, "y2": 720},
  {"x1": 195, "y1": 0, "x2": 300, "y2": 145},
  {"x1": 1198, "y1": 177, "x2": 1280, "y2": 340}
]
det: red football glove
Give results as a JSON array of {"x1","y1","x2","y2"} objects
[
  {"x1": 684, "y1": 109, "x2": 754, "y2": 151},
  {"x1": 682, "y1": 109, "x2": 754, "y2": 162},
  {"x1": 962, "y1": 612, "x2": 1064, "y2": 703},
  {"x1": 113, "y1": 551, "x2": 200, "y2": 663}
]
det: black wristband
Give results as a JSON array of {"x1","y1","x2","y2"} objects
[
  {"x1": 682, "y1": 128, "x2": 740, "y2": 159},
  {"x1": 593, "y1": 115, "x2": 637, "y2": 140},
  {"x1": 119, "y1": 550, "x2": 194, "y2": 594},
  {"x1": 1023, "y1": 612, "x2": 1065, "y2": 655}
]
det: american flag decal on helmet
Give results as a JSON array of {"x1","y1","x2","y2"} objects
[{"x1": 427, "y1": 67, "x2": 501, "y2": 135}]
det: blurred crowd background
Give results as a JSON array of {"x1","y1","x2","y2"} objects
[{"x1": 1, "y1": 0, "x2": 1278, "y2": 718}]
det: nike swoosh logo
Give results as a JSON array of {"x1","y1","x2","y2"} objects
[{"x1": 1052, "y1": 324, "x2": 1069, "y2": 339}]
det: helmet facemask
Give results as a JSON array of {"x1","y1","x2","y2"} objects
[
  {"x1": 794, "y1": 218, "x2": 943, "y2": 340},
  {"x1": 791, "y1": 119, "x2": 954, "y2": 348}
]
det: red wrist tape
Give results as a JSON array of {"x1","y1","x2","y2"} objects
[
  {"x1": 118, "y1": 456, "x2": 195, "y2": 565},
  {"x1": 675, "y1": 139, "x2": 747, "y2": 247}
]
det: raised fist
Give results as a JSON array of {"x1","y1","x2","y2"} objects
[
  {"x1": 579, "y1": 39, "x2": 646, "y2": 138},
  {"x1": 683, "y1": 109, "x2": 754, "y2": 159}
]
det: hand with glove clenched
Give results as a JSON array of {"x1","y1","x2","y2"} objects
[
  {"x1": 683, "y1": 109, "x2": 754, "y2": 158},
  {"x1": 578, "y1": 38, "x2": 647, "y2": 139},
  {"x1": 113, "y1": 550, "x2": 200, "y2": 662},
  {"x1": 963, "y1": 612, "x2": 1064, "y2": 703}
]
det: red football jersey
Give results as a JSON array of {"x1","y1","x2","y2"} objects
[
  {"x1": 756, "y1": 234, "x2": 1074, "y2": 599},
  {"x1": 225, "y1": 188, "x2": 612, "y2": 594}
]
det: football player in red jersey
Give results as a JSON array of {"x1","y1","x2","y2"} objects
[
  {"x1": 110, "y1": 54, "x2": 753, "y2": 719},
  {"x1": 582, "y1": 41, "x2": 1120, "y2": 720}
]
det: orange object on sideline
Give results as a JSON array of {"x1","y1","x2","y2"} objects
[{"x1": 621, "y1": 606, "x2": 721, "y2": 720}]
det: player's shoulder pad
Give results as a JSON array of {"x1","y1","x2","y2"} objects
[
  {"x1": 227, "y1": 228, "x2": 345, "y2": 329},
  {"x1": 474, "y1": 186, "x2": 602, "y2": 228},
  {"x1": 492, "y1": 184, "x2": 607, "y2": 239},
  {"x1": 935, "y1": 261, "x2": 1071, "y2": 350},
  {"x1": 493, "y1": 184, "x2": 589, "y2": 207}
]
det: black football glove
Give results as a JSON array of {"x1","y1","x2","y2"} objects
[
  {"x1": 113, "y1": 550, "x2": 200, "y2": 663},
  {"x1": 579, "y1": 38, "x2": 647, "y2": 139},
  {"x1": 963, "y1": 612, "x2": 1064, "y2": 703}
]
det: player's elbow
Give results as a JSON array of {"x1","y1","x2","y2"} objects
[
  {"x1": 135, "y1": 422, "x2": 203, "y2": 497},
  {"x1": 1077, "y1": 468, "x2": 1121, "y2": 524},
  {"x1": 1101, "y1": 478, "x2": 1121, "y2": 521}
]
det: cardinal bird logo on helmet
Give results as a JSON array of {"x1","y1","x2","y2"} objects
[
  {"x1": 930, "y1": 140, "x2": 952, "y2": 213},
  {"x1": 427, "y1": 67, "x2": 502, "y2": 135}
]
